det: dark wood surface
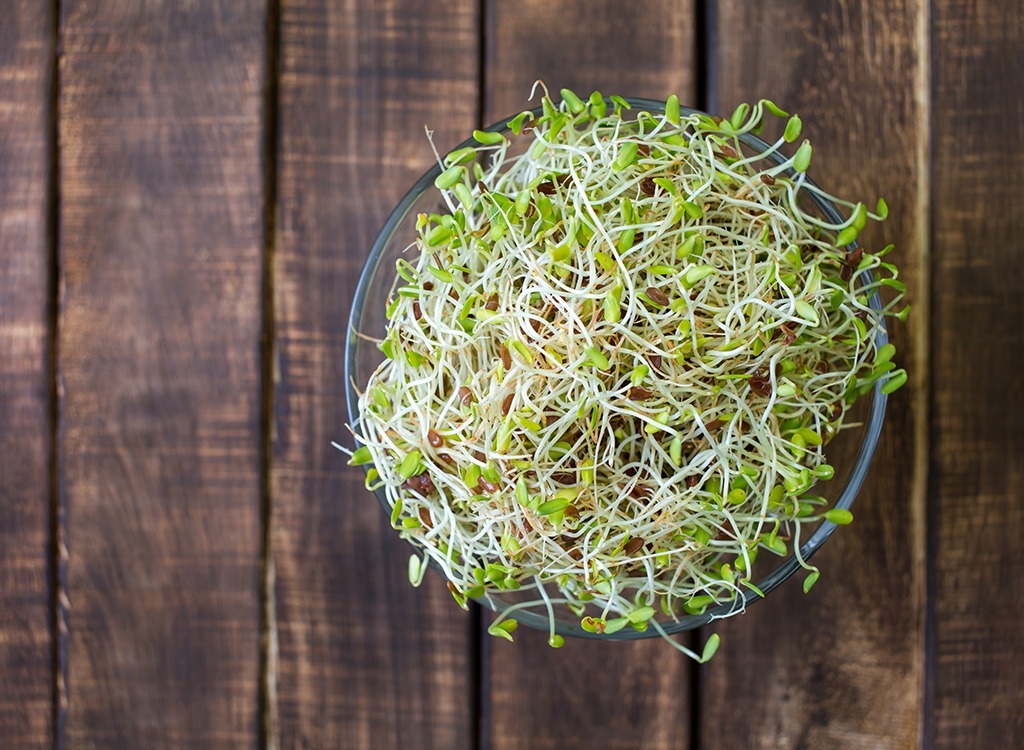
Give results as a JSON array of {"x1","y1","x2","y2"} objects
[
  {"x1": 0, "y1": 3, "x2": 55, "y2": 748},
  {"x1": 930, "y1": 1, "x2": 1024, "y2": 746},
  {"x1": 1, "y1": 0, "x2": 1021, "y2": 747},
  {"x1": 58, "y1": 1, "x2": 267, "y2": 745}
]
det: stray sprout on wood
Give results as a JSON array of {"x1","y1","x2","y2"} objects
[{"x1": 345, "y1": 86, "x2": 908, "y2": 661}]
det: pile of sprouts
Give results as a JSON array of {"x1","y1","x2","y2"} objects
[{"x1": 346, "y1": 87, "x2": 908, "y2": 661}]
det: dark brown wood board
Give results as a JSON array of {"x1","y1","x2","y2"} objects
[
  {"x1": 702, "y1": 3, "x2": 929, "y2": 748},
  {"x1": 0, "y1": 2, "x2": 55, "y2": 747},
  {"x1": 57, "y1": 2, "x2": 268, "y2": 746},
  {"x1": 483, "y1": 3, "x2": 697, "y2": 748},
  {"x1": 930, "y1": 0, "x2": 1024, "y2": 745},
  {"x1": 485, "y1": 0, "x2": 695, "y2": 121},
  {"x1": 270, "y1": 1, "x2": 478, "y2": 747}
]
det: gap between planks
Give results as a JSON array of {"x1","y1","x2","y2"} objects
[
  {"x1": 913, "y1": 0, "x2": 932, "y2": 747},
  {"x1": 49, "y1": 0, "x2": 67, "y2": 746},
  {"x1": 260, "y1": 0, "x2": 283, "y2": 748}
]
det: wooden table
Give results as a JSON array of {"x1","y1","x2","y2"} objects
[{"x1": 2, "y1": 1, "x2": 1021, "y2": 747}]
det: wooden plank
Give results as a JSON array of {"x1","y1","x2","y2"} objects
[
  {"x1": 0, "y1": 2, "x2": 55, "y2": 747},
  {"x1": 483, "y1": 3, "x2": 696, "y2": 748},
  {"x1": 930, "y1": 0, "x2": 1024, "y2": 745},
  {"x1": 270, "y1": 1, "x2": 478, "y2": 747},
  {"x1": 485, "y1": 0, "x2": 695, "y2": 119},
  {"x1": 703, "y1": 4, "x2": 928, "y2": 748},
  {"x1": 58, "y1": 2, "x2": 267, "y2": 746}
]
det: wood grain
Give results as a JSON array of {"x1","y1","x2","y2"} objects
[
  {"x1": 485, "y1": 0, "x2": 695, "y2": 119},
  {"x1": 483, "y1": 3, "x2": 697, "y2": 748},
  {"x1": 930, "y1": 0, "x2": 1024, "y2": 745},
  {"x1": 703, "y1": 3, "x2": 928, "y2": 748},
  {"x1": 58, "y1": 2, "x2": 267, "y2": 746},
  {"x1": 270, "y1": 1, "x2": 478, "y2": 747},
  {"x1": 0, "y1": 2, "x2": 55, "y2": 747}
]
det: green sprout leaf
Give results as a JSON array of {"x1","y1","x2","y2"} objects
[
  {"x1": 584, "y1": 345, "x2": 610, "y2": 370},
  {"x1": 683, "y1": 264, "x2": 716, "y2": 288},
  {"x1": 508, "y1": 111, "x2": 531, "y2": 135},
  {"x1": 669, "y1": 435, "x2": 683, "y2": 466},
  {"x1": 398, "y1": 450, "x2": 422, "y2": 480},
  {"x1": 880, "y1": 369, "x2": 908, "y2": 394},
  {"x1": 473, "y1": 129, "x2": 507, "y2": 146},
  {"x1": 784, "y1": 114, "x2": 803, "y2": 143},
  {"x1": 794, "y1": 299, "x2": 820, "y2": 326},
  {"x1": 836, "y1": 226, "x2": 859, "y2": 247},
  {"x1": 560, "y1": 88, "x2": 586, "y2": 114},
  {"x1": 434, "y1": 165, "x2": 464, "y2": 190},
  {"x1": 603, "y1": 617, "x2": 629, "y2": 635},
  {"x1": 445, "y1": 146, "x2": 477, "y2": 166},
  {"x1": 613, "y1": 141, "x2": 639, "y2": 171},
  {"x1": 666, "y1": 94, "x2": 681, "y2": 124},
  {"x1": 793, "y1": 141, "x2": 813, "y2": 172},
  {"x1": 684, "y1": 594, "x2": 715, "y2": 614},
  {"x1": 730, "y1": 102, "x2": 750, "y2": 130},
  {"x1": 700, "y1": 633, "x2": 721, "y2": 663},
  {"x1": 627, "y1": 606, "x2": 656, "y2": 624},
  {"x1": 487, "y1": 618, "x2": 519, "y2": 641},
  {"x1": 741, "y1": 579, "x2": 766, "y2": 598},
  {"x1": 348, "y1": 446, "x2": 373, "y2": 466},
  {"x1": 875, "y1": 343, "x2": 897, "y2": 366},
  {"x1": 537, "y1": 497, "x2": 570, "y2": 516},
  {"x1": 825, "y1": 508, "x2": 854, "y2": 525}
]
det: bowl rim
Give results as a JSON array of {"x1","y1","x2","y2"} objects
[{"x1": 345, "y1": 97, "x2": 889, "y2": 638}]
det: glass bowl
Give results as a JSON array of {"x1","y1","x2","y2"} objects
[{"x1": 345, "y1": 98, "x2": 888, "y2": 639}]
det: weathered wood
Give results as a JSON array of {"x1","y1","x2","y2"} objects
[
  {"x1": 486, "y1": 0, "x2": 695, "y2": 119},
  {"x1": 58, "y1": 2, "x2": 267, "y2": 746},
  {"x1": 484, "y1": 3, "x2": 696, "y2": 748},
  {"x1": 704, "y1": 3, "x2": 928, "y2": 748},
  {"x1": 270, "y1": 1, "x2": 478, "y2": 747},
  {"x1": 0, "y1": 2, "x2": 55, "y2": 747},
  {"x1": 930, "y1": 0, "x2": 1024, "y2": 745}
]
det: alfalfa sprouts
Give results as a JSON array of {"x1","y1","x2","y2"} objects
[{"x1": 345, "y1": 87, "x2": 908, "y2": 660}]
